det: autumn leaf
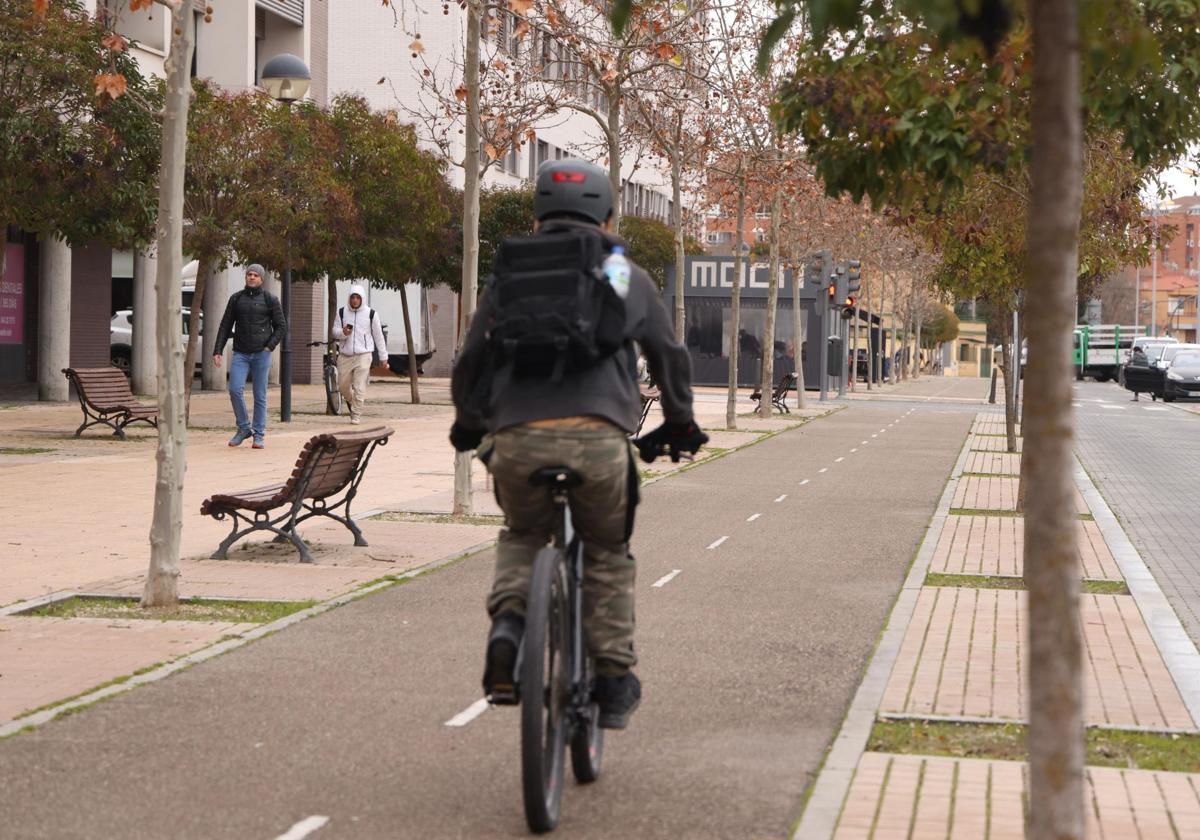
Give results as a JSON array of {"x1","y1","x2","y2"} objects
[
  {"x1": 525, "y1": 128, "x2": 537, "y2": 141},
  {"x1": 129, "y1": 0, "x2": 153, "y2": 10},
  {"x1": 94, "y1": 72, "x2": 127, "y2": 100},
  {"x1": 102, "y1": 33, "x2": 128, "y2": 53},
  {"x1": 601, "y1": 66, "x2": 618, "y2": 82},
  {"x1": 514, "y1": 20, "x2": 530, "y2": 39},
  {"x1": 454, "y1": 84, "x2": 468, "y2": 102},
  {"x1": 491, "y1": 58, "x2": 508, "y2": 72},
  {"x1": 508, "y1": 0, "x2": 533, "y2": 14},
  {"x1": 546, "y1": 7, "x2": 560, "y2": 26},
  {"x1": 655, "y1": 43, "x2": 675, "y2": 61},
  {"x1": 408, "y1": 39, "x2": 425, "y2": 54},
  {"x1": 483, "y1": 143, "x2": 499, "y2": 161},
  {"x1": 31, "y1": 0, "x2": 48, "y2": 18}
]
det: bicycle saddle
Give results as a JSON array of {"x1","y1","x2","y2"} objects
[{"x1": 528, "y1": 466, "x2": 584, "y2": 488}]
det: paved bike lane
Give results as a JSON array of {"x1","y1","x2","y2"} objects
[{"x1": 0, "y1": 404, "x2": 970, "y2": 840}]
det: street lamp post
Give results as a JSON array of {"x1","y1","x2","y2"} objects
[{"x1": 261, "y1": 53, "x2": 311, "y2": 423}]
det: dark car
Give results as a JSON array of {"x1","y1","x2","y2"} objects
[
  {"x1": 1124, "y1": 343, "x2": 1200, "y2": 400},
  {"x1": 1164, "y1": 350, "x2": 1200, "y2": 401}
]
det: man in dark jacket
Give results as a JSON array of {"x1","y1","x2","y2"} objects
[
  {"x1": 213, "y1": 264, "x2": 287, "y2": 448},
  {"x1": 450, "y1": 159, "x2": 705, "y2": 729}
]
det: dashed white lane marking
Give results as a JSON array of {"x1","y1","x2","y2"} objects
[
  {"x1": 818, "y1": 468, "x2": 828, "y2": 474},
  {"x1": 707, "y1": 536, "x2": 729, "y2": 550},
  {"x1": 652, "y1": 569, "x2": 682, "y2": 588},
  {"x1": 871, "y1": 434, "x2": 878, "y2": 438},
  {"x1": 774, "y1": 494, "x2": 787, "y2": 503},
  {"x1": 274, "y1": 816, "x2": 331, "y2": 840},
  {"x1": 1099, "y1": 404, "x2": 1126, "y2": 411},
  {"x1": 1143, "y1": 406, "x2": 1168, "y2": 412},
  {"x1": 445, "y1": 698, "x2": 489, "y2": 728},
  {"x1": 799, "y1": 479, "x2": 810, "y2": 485},
  {"x1": 1073, "y1": 402, "x2": 1083, "y2": 408},
  {"x1": 747, "y1": 513, "x2": 762, "y2": 521},
  {"x1": 861, "y1": 440, "x2": 868, "y2": 445},
  {"x1": 850, "y1": 448, "x2": 858, "y2": 453},
  {"x1": 835, "y1": 457, "x2": 844, "y2": 463}
]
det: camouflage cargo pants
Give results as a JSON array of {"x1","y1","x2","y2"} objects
[{"x1": 483, "y1": 424, "x2": 639, "y2": 674}]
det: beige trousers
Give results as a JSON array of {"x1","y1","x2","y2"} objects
[{"x1": 336, "y1": 352, "x2": 372, "y2": 418}]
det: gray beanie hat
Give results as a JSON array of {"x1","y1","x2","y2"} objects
[{"x1": 245, "y1": 263, "x2": 266, "y2": 279}]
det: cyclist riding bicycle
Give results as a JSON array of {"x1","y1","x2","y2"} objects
[{"x1": 450, "y1": 158, "x2": 705, "y2": 730}]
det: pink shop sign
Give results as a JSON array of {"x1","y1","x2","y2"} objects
[{"x1": 0, "y1": 244, "x2": 24, "y2": 345}]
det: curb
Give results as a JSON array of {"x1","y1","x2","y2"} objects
[
  {"x1": 1073, "y1": 456, "x2": 1200, "y2": 727},
  {"x1": 790, "y1": 422, "x2": 975, "y2": 839}
]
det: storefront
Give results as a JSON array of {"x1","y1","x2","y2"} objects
[{"x1": 664, "y1": 256, "x2": 886, "y2": 390}]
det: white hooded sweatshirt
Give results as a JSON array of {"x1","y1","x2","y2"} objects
[{"x1": 332, "y1": 284, "x2": 389, "y2": 359}]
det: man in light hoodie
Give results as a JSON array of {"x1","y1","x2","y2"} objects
[{"x1": 331, "y1": 285, "x2": 388, "y2": 424}]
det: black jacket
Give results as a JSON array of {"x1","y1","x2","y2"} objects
[
  {"x1": 451, "y1": 219, "x2": 694, "y2": 434},
  {"x1": 214, "y1": 287, "x2": 287, "y2": 354}
]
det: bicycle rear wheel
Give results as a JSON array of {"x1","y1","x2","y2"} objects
[
  {"x1": 324, "y1": 362, "x2": 342, "y2": 416},
  {"x1": 521, "y1": 545, "x2": 571, "y2": 833},
  {"x1": 569, "y1": 656, "x2": 604, "y2": 783}
]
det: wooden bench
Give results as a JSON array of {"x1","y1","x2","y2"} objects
[
  {"x1": 200, "y1": 426, "x2": 393, "y2": 563},
  {"x1": 62, "y1": 367, "x2": 159, "y2": 439},
  {"x1": 750, "y1": 371, "x2": 798, "y2": 414}
]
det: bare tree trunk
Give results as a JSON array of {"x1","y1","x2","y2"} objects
[
  {"x1": 671, "y1": 133, "x2": 685, "y2": 342},
  {"x1": 183, "y1": 254, "x2": 212, "y2": 421},
  {"x1": 851, "y1": 303, "x2": 860, "y2": 391},
  {"x1": 326, "y1": 276, "x2": 338, "y2": 338},
  {"x1": 914, "y1": 316, "x2": 923, "y2": 379},
  {"x1": 607, "y1": 90, "x2": 622, "y2": 234},
  {"x1": 453, "y1": 0, "x2": 483, "y2": 518},
  {"x1": 143, "y1": 0, "x2": 194, "y2": 609},
  {"x1": 866, "y1": 279, "x2": 874, "y2": 390},
  {"x1": 792, "y1": 264, "x2": 806, "y2": 409},
  {"x1": 1025, "y1": 0, "x2": 1085, "y2": 832},
  {"x1": 725, "y1": 168, "x2": 745, "y2": 430},
  {"x1": 399, "y1": 282, "x2": 420, "y2": 404},
  {"x1": 890, "y1": 277, "x2": 900, "y2": 384},
  {"x1": 757, "y1": 186, "x2": 782, "y2": 418}
]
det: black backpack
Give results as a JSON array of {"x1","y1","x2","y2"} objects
[{"x1": 485, "y1": 228, "x2": 626, "y2": 381}]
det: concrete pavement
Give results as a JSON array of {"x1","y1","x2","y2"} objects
[{"x1": 0, "y1": 402, "x2": 969, "y2": 839}]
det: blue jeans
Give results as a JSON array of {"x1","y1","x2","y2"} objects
[{"x1": 228, "y1": 350, "x2": 272, "y2": 437}]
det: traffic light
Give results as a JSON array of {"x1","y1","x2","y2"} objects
[
  {"x1": 846, "y1": 259, "x2": 862, "y2": 295},
  {"x1": 806, "y1": 249, "x2": 832, "y2": 291}
]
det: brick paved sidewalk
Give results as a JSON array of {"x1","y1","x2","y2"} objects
[
  {"x1": 833, "y1": 753, "x2": 1200, "y2": 839},
  {"x1": 803, "y1": 410, "x2": 1200, "y2": 839}
]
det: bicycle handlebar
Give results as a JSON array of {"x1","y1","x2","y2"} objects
[{"x1": 633, "y1": 432, "x2": 708, "y2": 464}]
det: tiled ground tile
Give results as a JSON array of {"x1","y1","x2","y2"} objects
[
  {"x1": 834, "y1": 753, "x2": 1200, "y2": 840},
  {"x1": 970, "y1": 418, "x2": 1020, "y2": 436},
  {"x1": 969, "y1": 435, "x2": 1024, "y2": 453},
  {"x1": 881, "y1": 588, "x2": 1195, "y2": 730},
  {"x1": 929, "y1": 515, "x2": 1122, "y2": 581},
  {"x1": 962, "y1": 450, "x2": 1022, "y2": 475},
  {"x1": 953, "y1": 475, "x2": 1088, "y2": 515}
]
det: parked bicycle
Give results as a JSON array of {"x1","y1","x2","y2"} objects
[
  {"x1": 500, "y1": 431, "x2": 703, "y2": 833},
  {"x1": 307, "y1": 340, "x2": 342, "y2": 416}
]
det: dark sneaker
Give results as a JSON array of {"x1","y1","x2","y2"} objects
[
  {"x1": 252, "y1": 436, "x2": 265, "y2": 449},
  {"x1": 228, "y1": 430, "x2": 251, "y2": 447},
  {"x1": 482, "y1": 612, "x2": 523, "y2": 705},
  {"x1": 593, "y1": 672, "x2": 641, "y2": 730}
]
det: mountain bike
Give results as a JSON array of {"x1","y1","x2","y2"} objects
[
  {"x1": 517, "y1": 466, "x2": 603, "y2": 833},
  {"x1": 307, "y1": 340, "x2": 342, "y2": 416},
  {"x1": 515, "y1": 430, "x2": 705, "y2": 833}
]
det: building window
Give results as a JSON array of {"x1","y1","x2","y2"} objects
[{"x1": 959, "y1": 344, "x2": 975, "y2": 363}]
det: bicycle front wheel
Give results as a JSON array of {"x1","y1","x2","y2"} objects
[
  {"x1": 324, "y1": 362, "x2": 342, "y2": 416},
  {"x1": 521, "y1": 545, "x2": 571, "y2": 833}
]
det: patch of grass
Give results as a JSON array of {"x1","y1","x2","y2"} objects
[
  {"x1": 949, "y1": 507, "x2": 1023, "y2": 518},
  {"x1": 924, "y1": 573, "x2": 1130, "y2": 595},
  {"x1": 15, "y1": 672, "x2": 136, "y2": 719},
  {"x1": 869, "y1": 719, "x2": 1200, "y2": 773},
  {"x1": 24, "y1": 596, "x2": 317, "y2": 624},
  {"x1": 0, "y1": 446, "x2": 54, "y2": 455},
  {"x1": 371, "y1": 511, "x2": 503, "y2": 527}
]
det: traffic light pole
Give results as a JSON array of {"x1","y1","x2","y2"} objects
[
  {"x1": 819, "y1": 283, "x2": 829, "y2": 401},
  {"x1": 838, "y1": 315, "x2": 848, "y2": 398}
]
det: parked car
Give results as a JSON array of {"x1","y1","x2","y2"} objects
[
  {"x1": 1164, "y1": 349, "x2": 1200, "y2": 401},
  {"x1": 110, "y1": 308, "x2": 200, "y2": 373}
]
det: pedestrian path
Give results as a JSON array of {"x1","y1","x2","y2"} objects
[{"x1": 797, "y1": 410, "x2": 1200, "y2": 839}]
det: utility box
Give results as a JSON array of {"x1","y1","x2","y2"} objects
[{"x1": 827, "y1": 335, "x2": 843, "y2": 377}]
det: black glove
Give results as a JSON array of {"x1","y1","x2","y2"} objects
[
  {"x1": 634, "y1": 419, "x2": 708, "y2": 464},
  {"x1": 450, "y1": 422, "x2": 485, "y2": 452}
]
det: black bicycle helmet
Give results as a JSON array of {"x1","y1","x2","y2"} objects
[{"x1": 533, "y1": 158, "x2": 614, "y2": 225}]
